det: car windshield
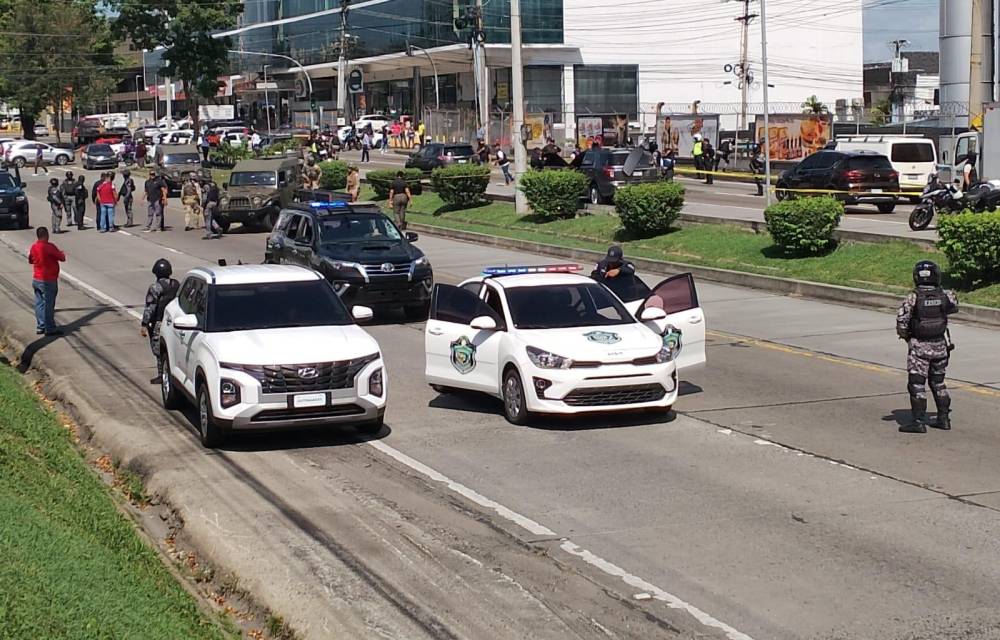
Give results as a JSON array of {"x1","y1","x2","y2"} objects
[
  {"x1": 506, "y1": 283, "x2": 634, "y2": 329},
  {"x1": 208, "y1": 281, "x2": 351, "y2": 332},
  {"x1": 611, "y1": 150, "x2": 652, "y2": 167},
  {"x1": 318, "y1": 213, "x2": 402, "y2": 243},
  {"x1": 600, "y1": 274, "x2": 652, "y2": 303},
  {"x1": 891, "y1": 143, "x2": 935, "y2": 163},
  {"x1": 230, "y1": 171, "x2": 276, "y2": 187},
  {"x1": 163, "y1": 153, "x2": 201, "y2": 164},
  {"x1": 846, "y1": 156, "x2": 893, "y2": 171},
  {"x1": 0, "y1": 174, "x2": 17, "y2": 189},
  {"x1": 445, "y1": 145, "x2": 474, "y2": 156},
  {"x1": 88, "y1": 145, "x2": 113, "y2": 154}
]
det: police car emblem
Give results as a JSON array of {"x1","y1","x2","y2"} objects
[
  {"x1": 583, "y1": 331, "x2": 621, "y2": 345},
  {"x1": 450, "y1": 336, "x2": 476, "y2": 374}
]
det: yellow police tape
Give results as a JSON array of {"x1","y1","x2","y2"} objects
[{"x1": 672, "y1": 166, "x2": 922, "y2": 197}]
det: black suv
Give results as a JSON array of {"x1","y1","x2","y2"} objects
[
  {"x1": 775, "y1": 150, "x2": 900, "y2": 212},
  {"x1": 265, "y1": 201, "x2": 434, "y2": 319},
  {"x1": 0, "y1": 170, "x2": 28, "y2": 229},
  {"x1": 405, "y1": 143, "x2": 476, "y2": 172},
  {"x1": 570, "y1": 147, "x2": 659, "y2": 204}
]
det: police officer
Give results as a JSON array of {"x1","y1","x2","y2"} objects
[
  {"x1": 896, "y1": 260, "x2": 959, "y2": 433},
  {"x1": 61, "y1": 171, "x2": 77, "y2": 228},
  {"x1": 46, "y1": 178, "x2": 64, "y2": 233},
  {"x1": 701, "y1": 138, "x2": 715, "y2": 185},
  {"x1": 592, "y1": 246, "x2": 635, "y2": 281},
  {"x1": 692, "y1": 134, "x2": 704, "y2": 179},
  {"x1": 304, "y1": 157, "x2": 322, "y2": 190},
  {"x1": 119, "y1": 169, "x2": 136, "y2": 227},
  {"x1": 749, "y1": 141, "x2": 765, "y2": 197},
  {"x1": 140, "y1": 258, "x2": 180, "y2": 383}
]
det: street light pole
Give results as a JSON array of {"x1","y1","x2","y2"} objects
[
  {"x1": 263, "y1": 64, "x2": 272, "y2": 135},
  {"x1": 760, "y1": 0, "x2": 772, "y2": 206},
  {"x1": 230, "y1": 49, "x2": 314, "y2": 129},
  {"x1": 407, "y1": 45, "x2": 439, "y2": 109},
  {"x1": 510, "y1": 0, "x2": 527, "y2": 214},
  {"x1": 134, "y1": 75, "x2": 142, "y2": 115}
]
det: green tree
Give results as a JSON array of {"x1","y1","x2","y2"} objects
[
  {"x1": 801, "y1": 95, "x2": 829, "y2": 115},
  {"x1": 870, "y1": 98, "x2": 892, "y2": 125},
  {"x1": 0, "y1": 0, "x2": 118, "y2": 141},
  {"x1": 109, "y1": 0, "x2": 243, "y2": 133}
]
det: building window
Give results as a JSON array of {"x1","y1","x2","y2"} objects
[
  {"x1": 574, "y1": 65, "x2": 638, "y2": 119},
  {"x1": 483, "y1": 0, "x2": 564, "y2": 45},
  {"x1": 525, "y1": 66, "x2": 563, "y2": 121},
  {"x1": 422, "y1": 74, "x2": 458, "y2": 110}
]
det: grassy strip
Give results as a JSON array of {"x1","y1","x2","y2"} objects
[
  {"x1": 0, "y1": 363, "x2": 229, "y2": 640},
  {"x1": 388, "y1": 191, "x2": 1000, "y2": 309}
]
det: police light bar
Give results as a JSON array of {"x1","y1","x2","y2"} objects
[
  {"x1": 308, "y1": 200, "x2": 348, "y2": 209},
  {"x1": 482, "y1": 264, "x2": 582, "y2": 276}
]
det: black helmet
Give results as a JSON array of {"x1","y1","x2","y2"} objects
[
  {"x1": 913, "y1": 260, "x2": 941, "y2": 287},
  {"x1": 152, "y1": 258, "x2": 173, "y2": 279},
  {"x1": 122, "y1": 169, "x2": 130, "y2": 177},
  {"x1": 65, "y1": 171, "x2": 73, "y2": 180},
  {"x1": 49, "y1": 177, "x2": 59, "y2": 187}
]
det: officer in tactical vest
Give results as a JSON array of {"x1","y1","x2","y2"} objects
[
  {"x1": 140, "y1": 258, "x2": 181, "y2": 383},
  {"x1": 895, "y1": 260, "x2": 959, "y2": 433}
]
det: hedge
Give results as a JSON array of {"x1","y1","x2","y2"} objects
[
  {"x1": 208, "y1": 143, "x2": 253, "y2": 168},
  {"x1": 938, "y1": 211, "x2": 1000, "y2": 285},
  {"x1": 763, "y1": 196, "x2": 843, "y2": 254},
  {"x1": 614, "y1": 181, "x2": 685, "y2": 237},
  {"x1": 430, "y1": 164, "x2": 491, "y2": 208},
  {"x1": 318, "y1": 160, "x2": 348, "y2": 190},
  {"x1": 518, "y1": 169, "x2": 588, "y2": 220},
  {"x1": 367, "y1": 168, "x2": 423, "y2": 199}
]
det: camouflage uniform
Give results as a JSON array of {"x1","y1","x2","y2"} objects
[
  {"x1": 896, "y1": 287, "x2": 958, "y2": 429},
  {"x1": 141, "y1": 277, "x2": 180, "y2": 376}
]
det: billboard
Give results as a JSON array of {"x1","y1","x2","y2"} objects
[
  {"x1": 753, "y1": 114, "x2": 831, "y2": 161},
  {"x1": 576, "y1": 114, "x2": 629, "y2": 149},
  {"x1": 655, "y1": 114, "x2": 719, "y2": 160}
]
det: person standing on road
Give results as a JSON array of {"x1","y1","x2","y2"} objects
[
  {"x1": 142, "y1": 171, "x2": 165, "y2": 233},
  {"x1": 750, "y1": 141, "x2": 765, "y2": 197},
  {"x1": 361, "y1": 129, "x2": 372, "y2": 163},
  {"x1": 304, "y1": 157, "x2": 322, "y2": 190},
  {"x1": 692, "y1": 134, "x2": 704, "y2": 180},
  {"x1": 701, "y1": 138, "x2": 715, "y2": 185},
  {"x1": 250, "y1": 129, "x2": 262, "y2": 152},
  {"x1": 416, "y1": 120, "x2": 426, "y2": 148},
  {"x1": 201, "y1": 179, "x2": 223, "y2": 239},
  {"x1": 33, "y1": 144, "x2": 48, "y2": 175},
  {"x1": 74, "y1": 175, "x2": 87, "y2": 229},
  {"x1": 61, "y1": 172, "x2": 77, "y2": 229},
  {"x1": 119, "y1": 169, "x2": 136, "y2": 227},
  {"x1": 896, "y1": 260, "x2": 959, "y2": 433},
  {"x1": 46, "y1": 178, "x2": 65, "y2": 234},
  {"x1": 28, "y1": 227, "x2": 65, "y2": 336},
  {"x1": 140, "y1": 258, "x2": 180, "y2": 383},
  {"x1": 198, "y1": 133, "x2": 211, "y2": 164},
  {"x1": 136, "y1": 139, "x2": 147, "y2": 169},
  {"x1": 346, "y1": 165, "x2": 360, "y2": 202},
  {"x1": 388, "y1": 170, "x2": 411, "y2": 230},
  {"x1": 180, "y1": 175, "x2": 203, "y2": 231},
  {"x1": 495, "y1": 144, "x2": 512, "y2": 185},
  {"x1": 95, "y1": 173, "x2": 118, "y2": 233}
]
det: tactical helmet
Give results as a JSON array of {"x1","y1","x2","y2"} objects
[
  {"x1": 65, "y1": 171, "x2": 73, "y2": 180},
  {"x1": 152, "y1": 258, "x2": 173, "y2": 279},
  {"x1": 49, "y1": 177, "x2": 59, "y2": 187},
  {"x1": 913, "y1": 260, "x2": 941, "y2": 287}
]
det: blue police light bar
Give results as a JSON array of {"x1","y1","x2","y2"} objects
[
  {"x1": 308, "y1": 200, "x2": 349, "y2": 209},
  {"x1": 482, "y1": 264, "x2": 582, "y2": 276}
]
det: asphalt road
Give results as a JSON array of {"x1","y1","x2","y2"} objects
[{"x1": 2, "y1": 171, "x2": 1000, "y2": 639}]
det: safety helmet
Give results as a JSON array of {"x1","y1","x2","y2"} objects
[
  {"x1": 152, "y1": 258, "x2": 173, "y2": 279},
  {"x1": 693, "y1": 133, "x2": 702, "y2": 141},
  {"x1": 65, "y1": 171, "x2": 73, "y2": 180},
  {"x1": 49, "y1": 178, "x2": 59, "y2": 187},
  {"x1": 913, "y1": 260, "x2": 941, "y2": 287}
]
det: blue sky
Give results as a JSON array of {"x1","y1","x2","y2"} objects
[{"x1": 864, "y1": 0, "x2": 939, "y2": 62}]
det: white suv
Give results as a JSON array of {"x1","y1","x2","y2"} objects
[{"x1": 159, "y1": 264, "x2": 387, "y2": 447}]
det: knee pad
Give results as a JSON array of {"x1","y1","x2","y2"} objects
[
  {"x1": 929, "y1": 372, "x2": 949, "y2": 401},
  {"x1": 907, "y1": 373, "x2": 926, "y2": 399}
]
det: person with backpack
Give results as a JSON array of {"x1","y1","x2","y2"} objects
[
  {"x1": 494, "y1": 143, "x2": 512, "y2": 185},
  {"x1": 201, "y1": 179, "x2": 223, "y2": 239},
  {"x1": 180, "y1": 175, "x2": 203, "y2": 231},
  {"x1": 140, "y1": 258, "x2": 181, "y2": 383}
]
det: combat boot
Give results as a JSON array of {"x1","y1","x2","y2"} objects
[
  {"x1": 899, "y1": 397, "x2": 928, "y2": 433},
  {"x1": 931, "y1": 397, "x2": 951, "y2": 430}
]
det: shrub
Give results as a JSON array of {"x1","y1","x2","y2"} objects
[
  {"x1": 318, "y1": 159, "x2": 348, "y2": 190},
  {"x1": 938, "y1": 211, "x2": 1000, "y2": 285},
  {"x1": 614, "y1": 181, "x2": 685, "y2": 237},
  {"x1": 518, "y1": 169, "x2": 588, "y2": 220},
  {"x1": 430, "y1": 164, "x2": 491, "y2": 208},
  {"x1": 367, "y1": 168, "x2": 423, "y2": 199},
  {"x1": 208, "y1": 143, "x2": 253, "y2": 168},
  {"x1": 262, "y1": 138, "x2": 302, "y2": 156},
  {"x1": 763, "y1": 196, "x2": 843, "y2": 254}
]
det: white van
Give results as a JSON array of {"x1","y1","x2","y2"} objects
[{"x1": 833, "y1": 135, "x2": 936, "y2": 197}]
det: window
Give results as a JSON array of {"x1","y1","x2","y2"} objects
[
  {"x1": 229, "y1": 171, "x2": 276, "y2": 186},
  {"x1": 845, "y1": 156, "x2": 893, "y2": 171},
  {"x1": 891, "y1": 143, "x2": 934, "y2": 163},
  {"x1": 641, "y1": 274, "x2": 699, "y2": 316},
  {"x1": 299, "y1": 218, "x2": 314, "y2": 245},
  {"x1": 318, "y1": 213, "x2": 401, "y2": 244},
  {"x1": 208, "y1": 281, "x2": 352, "y2": 332},
  {"x1": 506, "y1": 284, "x2": 633, "y2": 329},
  {"x1": 525, "y1": 66, "x2": 563, "y2": 121},
  {"x1": 483, "y1": 285, "x2": 508, "y2": 330},
  {"x1": 574, "y1": 65, "x2": 639, "y2": 119},
  {"x1": 177, "y1": 278, "x2": 199, "y2": 314},
  {"x1": 795, "y1": 153, "x2": 824, "y2": 170},
  {"x1": 813, "y1": 152, "x2": 841, "y2": 170},
  {"x1": 580, "y1": 151, "x2": 596, "y2": 167},
  {"x1": 432, "y1": 285, "x2": 501, "y2": 325},
  {"x1": 284, "y1": 215, "x2": 303, "y2": 241}
]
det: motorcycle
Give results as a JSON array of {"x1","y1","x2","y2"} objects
[
  {"x1": 964, "y1": 179, "x2": 1000, "y2": 212},
  {"x1": 908, "y1": 175, "x2": 967, "y2": 231}
]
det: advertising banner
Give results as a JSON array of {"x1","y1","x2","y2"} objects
[
  {"x1": 655, "y1": 114, "x2": 719, "y2": 159},
  {"x1": 753, "y1": 114, "x2": 831, "y2": 161},
  {"x1": 576, "y1": 114, "x2": 629, "y2": 149}
]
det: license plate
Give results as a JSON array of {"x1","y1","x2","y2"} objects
[
  {"x1": 870, "y1": 188, "x2": 882, "y2": 193},
  {"x1": 458, "y1": 159, "x2": 467, "y2": 164},
  {"x1": 293, "y1": 393, "x2": 326, "y2": 408},
  {"x1": 907, "y1": 174, "x2": 921, "y2": 180}
]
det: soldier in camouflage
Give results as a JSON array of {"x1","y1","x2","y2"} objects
[
  {"x1": 140, "y1": 258, "x2": 180, "y2": 384},
  {"x1": 895, "y1": 260, "x2": 958, "y2": 433}
]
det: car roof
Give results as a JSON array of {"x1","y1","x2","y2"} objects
[
  {"x1": 232, "y1": 157, "x2": 298, "y2": 171},
  {"x1": 488, "y1": 272, "x2": 596, "y2": 289},
  {"x1": 189, "y1": 264, "x2": 321, "y2": 286}
]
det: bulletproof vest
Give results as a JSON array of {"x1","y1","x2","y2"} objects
[
  {"x1": 911, "y1": 287, "x2": 949, "y2": 340},
  {"x1": 154, "y1": 278, "x2": 180, "y2": 323}
]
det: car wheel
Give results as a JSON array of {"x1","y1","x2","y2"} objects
[
  {"x1": 55, "y1": 154, "x2": 68, "y2": 166},
  {"x1": 774, "y1": 183, "x2": 790, "y2": 201},
  {"x1": 357, "y1": 414, "x2": 384, "y2": 435},
  {"x1": 589, "y1": 184, "x2": 601, "y2": 205},
  {"x1": 196, "y1": 381, "x2": 224, "y2": 448},
  {"x1": 13, "y1": 157, "x2": 25, "y2": 169},
  {"x1": 160, "y1": 351, "x2": 182, "y2": 410},
  {"x1": 502, "y1": 368, "x2": 531, "y2": 426},
  {"x1": 404, "y1": 302, "x2": 430, "y2": 322},
  {"x1": 876, "y1": 202, "x2": 896, "y2": 214},
  {"x1": 217, "y1": 220, "x2": 231, "y2": 233}
]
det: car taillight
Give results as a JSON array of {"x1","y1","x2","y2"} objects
[
  {"x1": 888, "y1": 170, "x2": 899, "y2": 181},
  {"x1": 840, "y1": 170, "x2": 864, "y2": 182},
  {"x1": 603, "y1": 166, "x2": 615, "y2": 179}
]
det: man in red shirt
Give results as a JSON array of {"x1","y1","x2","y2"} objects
[
  {"x1": 28, "y1": 227, "x2": 66, "y2": 336},
  {"x1": 95, "y1": 173, "x2": 118, "y2": 233}
]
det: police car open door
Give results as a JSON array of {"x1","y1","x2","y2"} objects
[
  {"x1": 636, "y1": 273, "x2": 706, "y2": 370},
  {"x1": 425, "y1": 283, "x2": 505, "y2": 394}
]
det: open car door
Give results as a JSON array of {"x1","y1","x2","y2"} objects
[
  {"x1": 425, "y1": 284, "x2": 505, "y2": 394},
  {"x1": 637, "y1": 273, "x2": 706, "y2": 370}
]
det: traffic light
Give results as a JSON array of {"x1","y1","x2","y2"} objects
[{"x1": 310, "y1": 98, "x2": 317, "y2": 111}]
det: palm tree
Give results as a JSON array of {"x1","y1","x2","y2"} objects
[{"x1": 801, "y1": 95, "x2": 828, "y2": 115}]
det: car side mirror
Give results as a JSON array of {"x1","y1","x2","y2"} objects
[
  {"x1": 470, "y1": 315, "x2": 497, "y2": 331},
  {"x1": 640, "y1": 307, "x2": 667, "y2": 321},
  {"x1": 174, "y1": 313, "x2": 199, "y2": 330},
  {"x1": 405, "y1": 231, "x2": 419, "y2": 242},
  {"x1": 352, "y1": 305, "x2": 374, "y2": 322}
]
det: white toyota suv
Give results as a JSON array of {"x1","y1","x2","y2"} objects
[{"x1": 159, "y1": 264, "x2": 387, "y2": 447}]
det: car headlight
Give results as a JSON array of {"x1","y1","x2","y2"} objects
[
  {"x1": 220, "y1": 196, "x2": 228, "y2": 206},
  {"x1": 526, "y1": 346, "x2": 573, "y2": 369},
  {"x1": 369, "y1": 367, "x2": 384, "y2": 397},
  {"x1": 220, "y1": 378, "x2": 241, "y2": 408},
  {"x1": 414, "y1": 256, "x2": 430, "y2": 267},
  {"x1": 15, "y1": 195, "x2": 25, "y2": 202},
  {"x1": 656, "y1": 325, "x2": 683, "y2": 363}
]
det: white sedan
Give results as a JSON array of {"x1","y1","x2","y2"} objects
[{"x1": 424, "y1": 265, "x2": 706, "y2": 424}]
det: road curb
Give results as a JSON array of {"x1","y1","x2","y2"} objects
[{"x1": 409, "y1": 222, "x2": 1000, "y2": 327}]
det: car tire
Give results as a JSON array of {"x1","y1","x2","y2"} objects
[
  {"x1": 196, "y1": 381, "x2": 224, "y2": 448},
  {"x1": 774, "y1": 183, "x2": 790, "y2": 201},
  {"x1": 404, "y1": 302, "x2": 430, "y2": 322},
  {"x1": 502, "y1": 368, "x2": 531, "y2": 426},
  {"x1": 357, "y1": 414, "x2": 384, "y2": 435},
  {"x1": 13, "y1": 157, "x2": 25, "y2": 169},
  {"x1": 876, "y1": 202, "x2": 896, "y2": 214},
  {"x1": 589, "y1": 183, "x2": 602, "y2": 205},
  {"x1": 217, "y1": 220, "x2": 231, "y2": 233},
  {"x1": 160, "y1": 350, "x2": 182, "y2": 410},
  {"x1": 55, "y1": 155, "x2": 68, "y2": 166}
]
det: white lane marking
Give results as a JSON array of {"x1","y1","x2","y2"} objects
[{"x1": 22, "y1": 263, "x2": 757, "y2": 640}]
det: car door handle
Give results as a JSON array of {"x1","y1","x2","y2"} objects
[
  {"x1": 428, "y1": 327, "x2": 444, "y2": 336},
  {"x1": 688, "y1": 315, "x2": 703, "y2": 324}
]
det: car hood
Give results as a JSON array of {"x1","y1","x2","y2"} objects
[
  {"x1": 205, "y1": 325, "x2": 380, "y2": 365},
  {"x1": 318, "y1": 241, "x2": 420, "y2": 263},
  {"x1": 224, "y1": 185, "x2": 278, "y2": 198},
  {"x1": 513, "y1": 323, "x2": 661, "y2": 361}
]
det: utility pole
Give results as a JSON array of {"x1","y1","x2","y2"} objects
[
  {"x1": 889, "y1": 38, "x2": 908, "y2": 125},
  {"x1": 970, "y1": 0, "x2": 984, "y2": 128},
  {"x1": 760, "y1": 0, "x2": 771, "y2": 205},
  {"x1": 164, "y1": 77, "x2": 172, "y2": 121},
  {"x1": 263, "y1": 64, "x2": 272, "y2": 135},
  {"x1": 475, "y1": 0, "x2": 490, "y2": 142},
  {"x1": 511, "y1": 0, "x2": 527, "y2": 214},
  {"x1": 337, "y1": 0, "x2": 350, "y2": 126},
  {"x1": 735, "y1": 0, "x2": 757, "y2": 159}
]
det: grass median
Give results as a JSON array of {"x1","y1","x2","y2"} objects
[
  {"x1": 380, "y1": 190, "x2": 1000, "y2": 309},
  {"x1": 0, "y1": 362, "x2": 230, "y2": 639}
]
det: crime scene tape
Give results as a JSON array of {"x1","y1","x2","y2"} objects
[{"x1": 672, "y1": 167, "x2": 922, "y2": 197}]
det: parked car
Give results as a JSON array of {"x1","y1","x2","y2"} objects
[
  {"x1": 72, "y1": 117, "x2": 105, "y2": 145},
  {"x1": 405, "y1": 142, "x2": 477, "y2": 172},
  {"x1": 4, "y1": 141, "x2": 73, "y2": 168},
  {"x1": 33, "y1": 123, "x2": 49, "y2": 137},
  {"x1": 775, "y1": 150, "x2": 900, "y2": 213},
  {"x1": 206, "y1": 126, "x2": 248, "y2": 147},
  {"x1": 81, "y1": 143, "x2": 119, "y2": 170},
  {"x1": 264, "y1": 200, "x2": 434, "y2": 320},
  {"x1": 217, "y1": 157, "x2": 302, "y2": 231},
  {"x1": 354, "y1": 113, "x2": 391, "y2": 132},
  {"x1": 831, "y1": 135, "x2": 936, "y2": 198},
  {"x1": 0, "y1": 169, "x2": 28, "y2": 229},
  {"x1": 568, "y1": 147, "x2": 659, "y2": 204}
]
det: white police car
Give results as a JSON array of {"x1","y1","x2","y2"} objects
[{"x1": 424, "y1": 264, "x2": 705, "y2": 424}]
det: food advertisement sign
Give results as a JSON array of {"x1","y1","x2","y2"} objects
[
  {"x1": 655, "y1": 114, "x2": 719, "y2": 159},
  {"x1": 753, "y1": 114, "x2": 831, "y2": 161},
  {"x1": 576, "y1": 115, "x2": 629, "y2": 149}
]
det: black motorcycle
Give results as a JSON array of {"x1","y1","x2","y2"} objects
[
  {"x1": 908, "y1": 175, "x2": 967, "y2": 231},
  {"x1": 964, "y1": 179, "x2": 1000, "y2": 213}
]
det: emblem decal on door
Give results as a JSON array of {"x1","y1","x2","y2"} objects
[
  {"x1": 583, "y1": 330, "x2": 621, "y2": 344},
  {"x1": 450, "y1": 336, "x2": 477, "y2": 374}
]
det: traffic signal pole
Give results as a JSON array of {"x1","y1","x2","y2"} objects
[{"x1": 337, "y1": 0, "x2": 350, "y2": 125}]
